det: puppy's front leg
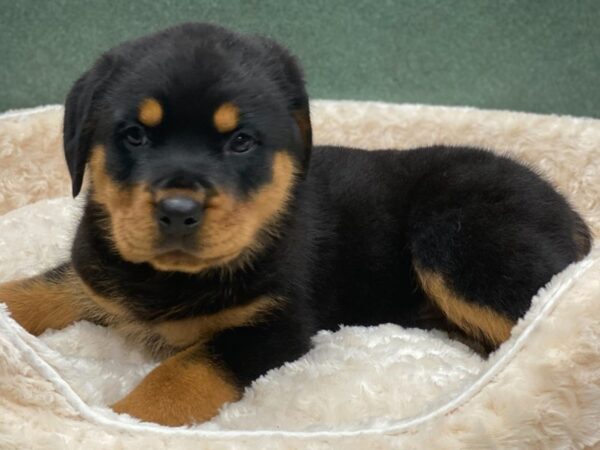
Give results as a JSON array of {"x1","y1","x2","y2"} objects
[
  {"x1": 113, "y1": 302, "x2": 311, "y2": 426},
  {"x1": 112, "y1": 343, "x2": 240, "y2": 426},
  {"x1": 0, "y1": 263, "x2": 86, "y2": 335}
]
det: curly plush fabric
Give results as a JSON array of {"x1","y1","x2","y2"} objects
[{"x1": 0, "y1": 102, "x2": 598, "y2": 449}]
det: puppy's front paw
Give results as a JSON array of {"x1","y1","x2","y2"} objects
[
  {"x1": 112, "y1": 393, "x2": 185, "y2": 426},
  {"x1": 111, "y1": 352, "x2": 240, "y2": 426},
  {"x1": 0, "y1": 270, "x2": 83, "y2": 336}
]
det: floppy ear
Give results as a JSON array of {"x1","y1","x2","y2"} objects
[
  {"x1": 63, "y1": 56, "x2": 116, "y2": 197},
  {"x1": 252, "y1": 36, "x2": 312, "y2": 169}
]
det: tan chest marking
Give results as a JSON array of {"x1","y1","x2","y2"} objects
[
  {"x1": 81, "y1": 283, "x2": 131, "y2": 319},
  {"x1": 154, "y1": 296, "x2": 280, "y2": 348}
]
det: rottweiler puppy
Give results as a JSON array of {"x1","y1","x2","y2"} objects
[{"x1": 0, "y1": 23, "x2": 591, "y2": 426}]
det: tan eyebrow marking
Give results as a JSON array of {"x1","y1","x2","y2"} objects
[
  {"x1": 138, "y1": 98, "x2": 163, "y2": 127},
  {"x1": 213, "y1": 102, "x2": 239, "y2": 133}
]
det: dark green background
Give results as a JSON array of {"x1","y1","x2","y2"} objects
[{"x1": 1, "y1": 1, "x2": 599, "y2": 117}]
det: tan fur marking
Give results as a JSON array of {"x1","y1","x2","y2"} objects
[
  {"x1": 213, "y1": 102, "x2": 239, "y2": 133},
  {"x1": 79, "y1": 282, "x2": 131, "y2": 319},
  {"x1": 0, "y1": 269, "x2": 84, "y2": 336},
  {"x1": 0, "y1": 266, "x2": 139, "y2": 338},
  {"x1": 138, "y1": 98, "x2": 163, "y2": 127},
  {"x1": 89, "y1": 146, "x2": 296, "y2": 273},
  {"x1": 415, "y1": 267, "x2": 513, "y2": 347},
  {"x1": 112, "y1": 345, "x2": 239, "y2": 426},
  {"x1": 155, "y1": 296, "x2": 280, "y2": 348},
  {"x1": 192, "y1": 151, "x2": 297, "y2": 269},
  {"x1": 149, "y1": 150, "x2": 296, "y2": 272},
  {"x1": 89, "y1": 146, "x2": 159, "y2": 263}
]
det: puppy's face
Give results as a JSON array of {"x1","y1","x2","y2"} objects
[{"x1": 64, "y1": 24, "x2": 311, "y2": 273}]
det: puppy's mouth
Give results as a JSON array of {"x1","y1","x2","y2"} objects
[
  {"x1": 150, "y1": 248, "x2": 242, "y2": 273},
  {"x1": 156, "y1": 235, "x2": 199, "y2": 253}
]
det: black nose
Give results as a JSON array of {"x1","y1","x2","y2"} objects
[{"x1": 156, "y1": 197, "x2": 202, "y2": 236}]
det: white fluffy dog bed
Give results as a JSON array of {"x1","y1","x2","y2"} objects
[{"x1": 0, "y1": 102, "x2": 599, "y2": 449}]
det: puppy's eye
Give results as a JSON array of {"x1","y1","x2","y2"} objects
[
  {"x1": 227, "y1": 132, "x2": 257, "y2": 153},
  {"x1": 123, "y1": 126, "x2": 148, "y2": 147}
]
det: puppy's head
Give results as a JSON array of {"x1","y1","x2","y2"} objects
[{"x1": 64, "y1": 23, "x2": 311, "y2": 273}]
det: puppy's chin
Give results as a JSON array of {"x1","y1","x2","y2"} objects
[{"x1": 149, "y1": 250, "x2": 242, "y2": 273}]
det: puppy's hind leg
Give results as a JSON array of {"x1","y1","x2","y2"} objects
[
  {"x1": 412, "y1": 265, "x2": 514, "y2": 349},
  {"x1": 407, "y1": 158, "x2": 591, "y2": 350},
  {"x1": 0, "y1": 263, "x2": 87, "y2": 335}
]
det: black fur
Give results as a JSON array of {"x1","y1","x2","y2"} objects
[{"x1": 62, "y1": 23, "x2": 591, "y2": 391}]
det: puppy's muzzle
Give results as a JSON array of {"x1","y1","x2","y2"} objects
[{"x1": 157, "y1": 197, "x2": 203, "y2": 238}]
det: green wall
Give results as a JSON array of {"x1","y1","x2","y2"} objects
[{"x1": 1, "y1": 0, "x2": 599, "y2": 117}]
